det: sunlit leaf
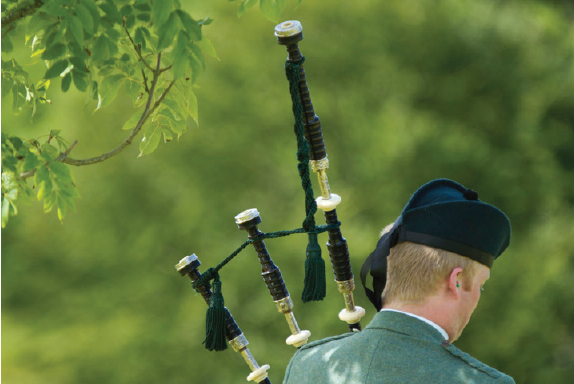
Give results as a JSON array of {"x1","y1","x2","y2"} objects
[
  {"x1": 44, "y1": 59, "x2": 69, "y2": 79},
  {"x1": 157, "y1": 12, "x2": 179, "y2": 51},
  {"x1": 197, "y1": 37, "x2": 219, "y2": 60},
  {"x1": 96, "y1": 74, "x2": 126, "y2": 111},
  {"x1": 152, "y1": 0, "x2": 172, "y2": 30},
  {"x1": 175, "y1": 9, "x2": 202, "y2": 41},
  {"x1": 139, "y1": 123, "x2": 161, "y2": 156},
  {"x1": 72, "y1": 70, "x2": 88, "y2": 91},
  {"x1": 122, "y1": 110, "x2": 143, "y2": 130}
]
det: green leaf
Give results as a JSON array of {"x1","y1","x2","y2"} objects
[
  {"x1": 67, "y1": 15, "x2": 84, "y2": 44},
  {"x1": 42, "y1": 43, "x2": 66, "y2": 60},
  {"x1": 197, "y1": 37, "x2": 219, "y2": 60},
  {"x1": 188, "y1": 52, "x2": 201, "y2": 84},
  {"x1": 43, "y1": 26, "x2": 63, "y2": 48},
  {"x1": 43, "y1": 192, "x2": 57, "y2": 213},
  {"x1": 37, "y1": 177, "x2": 53, "y2": 201},
  {"x1": 25, "y1": 11, "x2": 52, "y2": 43},
  {"x1": 61, "y1": 72, "x2": 72, "y2": 92},
  {"x1": 79, "y1": 0, "x2": 100, "y2": 32},
  {"x1": 69, "y1": 56, "x2": 85, "y2": 70},
  {"x1": 11, "y1": 83, "x2": 26, "y2": 115},
  {"x1": 198, "y1": 17, "x2": 214, "y2": 26},
  {"x1": 162, "y1": 97, "x2": 185, "y2": 120},
  {"x1": 101, "y1": 1, "x2": 121, "y2": 24},
  {"x1": 124, "y1": 78, "x2": 142, "y2": 103},
  {"x1": 105, "y1": 35, "x2": 119, "y2": 57},
  {"x1": 44, "y1": 59, "x2": 69, "y2": 79},
  {"x1": 162, "y1": 128, "x2": 173, "y2": 142},
  {"x1": 23, "y1": 153, "x2": 40, "y2": 172},
  {"x1": 168, "y1": 117, "x2": 186, "y2": 137},
  {"x1": 175, "y1": 9, "x2": 201, "y2": 41},
  {"x1": 96, "y1": 74, "x2": 126, "y2": 110},
  {"x1": 157, "y1": 12, "x2": 179, "y2": 51},
  {"x1": 120, "y1": 4, "x2": 133, "y2": 16},
  {"x1": 125, "y1": 14, "x2": 136, "y2": 29},
  {"x1": 139, "y1": 123, "x2": 161, "y2": 156},
  {"x1": 152, "y1": 0, "x2": 172, "y2": 30},
  {"x1": 134, "y1": 27, "x2": 146, "y2": 46},
  {"x1": 1, "y1": 34, "x2": 13, "y2": 53},
  {"x1": 57, "y1": 195, "x2": 67, "y2": 221},
  {"x1": 49, "y1": 162, "x2": 72, "y2": 181},
  {"x1": 105, "y1": 28, "x2": 121, "y2": 41},
  {"x1": 34, "y1": 165, "x2": 50, "y2": 200},
  {"x1": 136, "y1": 12, "x2": 150, "y2": 22},
  {"x1": 1, "y1": 74, "x2": 13, "y2": 98},
  {"x1": 41, "y1": 143, "x2": 59, "y2": 158},
  {"x1": 260, "y1": 0, "x2": 282, "y2": 23},
  {"x1": 122, "y1": 110, "x2": 143, "y2": 130},
  {"x1": 92, "y1": 35, "x2": 109, "y2": 61},
  {"x1": 72, "y1": 70, "x2": 88, "y2": 91},
  {"x1": 171, "y1": 32, "x2": 188, "y2": 79},
  {"x1": 36, "y1": 78, "x2": 50, "y2": 92},
  {"x1": 134, "y1": 2, "x2": 151, "y2": 12},
  {"x1": 2, "y1": 196, "x2": 11, "y2": 228},
  {"x1": 75, "y1": 3, "x2": 94, "y2": 35},
  {"x1": 189, "y1": 43, "x2": 205, "y2": 69}
]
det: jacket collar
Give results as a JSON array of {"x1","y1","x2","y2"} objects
[{"x1": 364, "y1": 310, "x2": 446, "y2": 344}]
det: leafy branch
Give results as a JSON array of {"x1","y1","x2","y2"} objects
[
  {"x1": 62, "y1": 53, "x2": 175, "y2": 167},
  {"x1": 1, "y1": 0, "x2": 298, "y2": 227},
  {"x1": 1, "y1": 0, "x2": 43, "y2": 29}
]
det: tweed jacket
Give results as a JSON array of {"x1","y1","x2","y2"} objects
[{"x1": 283, "y1": 311, "x2": 514, "y2": 384}]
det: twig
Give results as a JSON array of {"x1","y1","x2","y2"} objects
[
  {"x1": 124, "y1": 26, "x2": 154, "y2": 72},
  {"x1": 159, "y1": 65, "x2": 172, "y2": 74},
  {"x1": 19, "y1": 140, "x2": 78, "y2": 180},
  {"x1": 142, "y1": 69, "x2": 150, "y2": 94}
]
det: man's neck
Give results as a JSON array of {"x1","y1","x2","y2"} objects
[{"x1": 383, "y1": 298, "x2": 457, "y2": 342}]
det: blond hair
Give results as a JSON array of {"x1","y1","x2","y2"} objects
[{"x1": 382, "y1": 241, "x2": 480, "y2": 306}]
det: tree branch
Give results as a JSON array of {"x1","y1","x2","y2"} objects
[
  {"x1": 62, "y1": 53, "x2": 169, "y2": 166},
  {"x1": 1, "y1": 0, "x2": 44, "y2": 29},
  {"x1": 19, "y1": 53, "x2": 176, "y2": 178}
]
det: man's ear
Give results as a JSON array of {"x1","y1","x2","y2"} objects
[{"x1": 448, "y1": 267, "x2": 463, "y2": 299}]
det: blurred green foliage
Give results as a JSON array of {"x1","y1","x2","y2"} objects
[{"x1": 2, "y1": 0, "x2": 574, "y2": 383}]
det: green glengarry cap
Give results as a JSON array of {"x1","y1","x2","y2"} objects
[{"x1": 360, "y1": 179, "x2": 511, "y2": 310}]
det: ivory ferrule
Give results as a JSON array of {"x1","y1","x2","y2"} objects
[
  {"x1": 240, "y1": 347, "x2": 271, "y2": 383},
  {"x1": 274, "y1": 20, "x2": 303, "y2": 37},
  {"x1": 235, "y1": 208, "x2": 260, "y2": 224}
]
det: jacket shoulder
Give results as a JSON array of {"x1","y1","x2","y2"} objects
[
  {"x1": 444, "y1": 344, "x2": 515, "y2": 383},
  {"x1": 297, "y1": 332, "x2": 356, "y2": 351}
]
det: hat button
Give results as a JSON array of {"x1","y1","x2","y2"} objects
[{"x1": 463, "y1": 188, "x2": 479, "y2": 201}]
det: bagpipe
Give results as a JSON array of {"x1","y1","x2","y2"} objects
[{"x1": 175, "y1": 21, "x2": 366, "y2": 383}]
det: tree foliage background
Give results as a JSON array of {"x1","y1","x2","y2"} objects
[{"x1": 2, "y1": 0, "x2": 574, "y2": 383}]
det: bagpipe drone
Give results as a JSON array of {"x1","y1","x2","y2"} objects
[{"x1": 175, "y1": 21, "x2": 366, "y2": 383}]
